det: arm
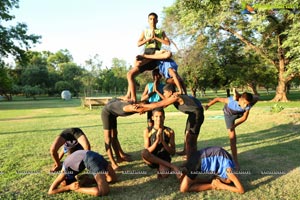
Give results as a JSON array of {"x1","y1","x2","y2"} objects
[
  {"x1": 58, "y1": 148, "x2": 64, "y2": 160},
  {"x1": 213, "y1": 168, "x2": 244, "y2": 194},
  {"x1": 143, "y1": 128, "x2": 159, "y2": 153},
  {"x1": 137, "y1": 31, "x2": 150, "y2": 47},
  {"x1": 233, "y1": 110, "x2": 250, "y2": 129},
  {"x1": 205, "y1": 97, "x2": 228, "y2": 110},
  {"x1": 153, "y1": 80, "x2": 165, "y2": 100},
  {"x1": 77, "y1": 135, "x2": 91, "y2": 150},
  {"x1": 74, "y1": 173, "x2": 109, "y2": 196},
  {"x1": 138, "y1": 96, "x2": 179, "y2": 113},
  {"x1": 50, "y1": 136, "x2": 66, "y2": 172},
  {"x1": 167, "y1": 68, "x2": 185, "y2": 94},
  {"x1": 48, "y1": 173, "x2": 74, "y2": 194},
  {"x1": 154, "y1": 31, "x2": 170, "y2": 46},
  {"x1": 141, "y1": 84, "x2": 157, "y2": 102},
  {"x1": 160, "y1": 129, "x2": 175, "y2": 156}
]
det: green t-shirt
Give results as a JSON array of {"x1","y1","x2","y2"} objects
[{"x1": 144, "y1": 28, "x2": 163, "y2": 50}]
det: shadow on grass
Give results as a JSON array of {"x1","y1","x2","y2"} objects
[
  {"x1": 0, "y1": 124, "x2": 102, "y2": 135},
  {"x1": 122, "y1": 122, "x2": 300, "y2": 197},
  {"x1": 0, "y1": 99, "x2": 81, "y2": 110}
]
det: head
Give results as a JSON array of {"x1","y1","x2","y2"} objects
[
  {"x1": 152, "y1": 68, "x2": 162, "y2": 80},
  {"x1": 148, "y1": 12, "x2": 158, "y2": 27},
  {"x1": 238, "y1": 92, "x2": 253, "y2": 109},
  {"x1": 163, "y1": 83, "x2": 176, "y2": 98},
  {"x1": 152, "y1": 107, "x2": 165, "y2": 127}
]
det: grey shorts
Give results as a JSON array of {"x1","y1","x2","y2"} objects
[{"x1": 224, "y1": 113, "x2": 242, "y2": 129}]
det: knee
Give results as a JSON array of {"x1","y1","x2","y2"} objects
[
  {"x1": 179, "y1": 183, "x2": 189, "y2": 193},
  {"x1": 127, "y1": 68, "x2": 138, "y2": 78},
  {"x1": 141, "y1": 149, "x2": 151, "y2": 159}
]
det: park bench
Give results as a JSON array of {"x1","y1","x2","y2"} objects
[{"x1": 83, "y1": 97, "x2": 112, "y2": 110}]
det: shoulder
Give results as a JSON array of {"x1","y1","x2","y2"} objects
[{"x1": 163, "y1": 126, "x2": 174, "y2": 136}]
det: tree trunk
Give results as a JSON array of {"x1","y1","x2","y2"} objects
[
  {"x1": 247, "y1": 82, "x2": 259, "y2": 95},
  {"x1": 191, "y1": 87, "x2": 196, "y2": 97},
  {"x1": 272, "y1": 58, "x2": 288, "y2": 102}
]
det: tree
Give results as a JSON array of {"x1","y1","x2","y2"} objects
[
  {"x1": 82, "y1": 54, "x2": 103, "y2": 96},
  {"x1": 163, "y1": 0, "x2": 300, "y2": 101},
  {"x1": 58, "y1": 63, "x2": 84, "y2": 97},
  {"x1": 0, "y1": 63, "x2": 13, "y2": 100},
  {"x1": 0, "y1": 0, "x2": 40, "y2": 64}
]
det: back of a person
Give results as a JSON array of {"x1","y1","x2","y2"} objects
[{"x1": 174, "y1": 95, "x2": 202, "y2": 113}]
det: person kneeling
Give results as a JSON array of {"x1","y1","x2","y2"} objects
[
  {"x1": 48, "y1": 150, "x2": 117, "y2": 196},
  {"x1": 180, "y1": 146, "x2": 244, "y2": 194}
]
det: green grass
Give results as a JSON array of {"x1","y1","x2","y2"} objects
[{"x1": 0, "y1": 93, "x2": 300, "y2": 200}]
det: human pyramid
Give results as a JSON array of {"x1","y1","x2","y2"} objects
[{"x1": 48, "y1": 12, "x2": 258, "y2": 196}]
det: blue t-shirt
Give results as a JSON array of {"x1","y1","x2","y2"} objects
[
  {"x1": 147, "y1": 82, "x2": 164, "y2": 103},
  {"x1": 224, "y1": 96, "x2": 251, "y2": 115},
  {"x1": 158, "y1": 59, "x2": 178, "y2": 79}
]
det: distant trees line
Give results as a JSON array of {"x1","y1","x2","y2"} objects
[{"x1": 1, "y1": 0, "x2": 300, "y2": 101}]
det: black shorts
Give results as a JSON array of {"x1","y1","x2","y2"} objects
[
  {"x1": 101, "y1": 107, "x2": 117, "y2": 130},
  {"x1": 185, "y1": 107, "x2": 204, "y2": 135},
  {"x1": 148, "y1": 151, "x2": 171, "y2": 169},
  {"x1": 60, "y1": 128, "x2": 85, "y2": 141},
  {"x1": 138, "y1": 60, "x2": 158, "y2": 73}
]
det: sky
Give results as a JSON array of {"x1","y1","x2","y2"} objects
[{"x1": 9, "y1": 0, "x2": 175, "y2": 67}]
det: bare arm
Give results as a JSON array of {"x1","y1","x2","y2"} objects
[
  {"x1": 233, "y1": 110, "x2": 250, "y2": 129},
  {"x1": 160, "y1": 129, "x2": 175, "y2": 156},
  {"x1": 139, "y1": 96, "x2": 179, "y2": 113},
  {"x1": 77, "y1": 135, "x2": 91, "y2": 150},
  {"x1": 153, "y1": 79, "x2": 165, "y2": 100},
  {"x1": 213, "y1": 168, "x2": 244, "y2": 194},
  {"x1": 50, "y1": 136, "x2": 66, "y2": 172},
  {"x1": 48, "y1": 173, "x2": 72, "y2": 194},
  {"x1": 205, "y1": 97, "x2": 228, "y2": 110},
  {"x1": 167, "y1": 69, "x2": 185, "y2": 94},
  {"x1": 154, "y1": 31, "x2": 170, "y2": 46},
  {"x1": 137, "y1": 31, "x2": 150, "y2": 47},
  {"x1": 74, "y1": 173, "x2": 109, "y2": 196},
  {"x1": 143, "y1": 128, "x2": 159, "y2": 153},
  {"x1": 141, "y1": 84, "x2": 151, "y2": 102}
]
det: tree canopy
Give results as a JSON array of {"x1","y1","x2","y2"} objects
[{"x1": 163, "y1": 0, "x2": 300, "y2": 101}]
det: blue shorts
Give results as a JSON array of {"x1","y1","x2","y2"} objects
[
  {"x1": 83, "y1": 151, "x2": 108, "y2": 175},
  {"x1": 158, "y1": 59, "x2": 178, "y2": 79}
]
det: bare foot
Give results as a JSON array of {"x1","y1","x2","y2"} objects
[
  {"x1": 171, "y1": 166, "x2": 183, "y2": 180},
  {"x1": 112, "y1": 164, "x2": 119, "y2": 170},
  {"x1": 50, "y1": 164, "x2": 62, "y2": 172}
]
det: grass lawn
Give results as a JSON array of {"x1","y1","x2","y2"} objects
[{"x1": 0, "y1": 91, "x2": 300, "y2": 200}]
